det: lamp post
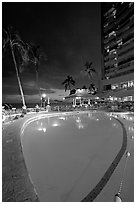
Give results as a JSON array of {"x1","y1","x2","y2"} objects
[
  {"x1": 41, "y1": 93, "x2": 46, "y2": 109},
  {"x1": 46, "y1": 97, "x2": 51, "y2": 112}
]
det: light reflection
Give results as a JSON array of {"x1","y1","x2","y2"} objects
[
  {"x1": 43, "y1": 128, "x2": 47, "y2": 132},
  {"x1": 75, "y1": 116, "x2": 86, "y2": 129},
  {"x1": 88, "y1": 113, "x2": 92, "y2": 118},
  {"x1": 76, "y1": 117, "x2": 81, "y2": 123},
  {"x1": 38, "y1": 127, "x2": 43, "y2": 131},
  {"x1": 77, "y1": 123, "x2": 84, "y2": 129},
  {"x1": 112, "y1": 122, "x2": 118, "y2": 128},
  {"x1": 52, "y1": 121, "x2": 61, "y2": 127},
  {"x1": 128, "y1": 126, "x2": 134, "y2": 133},
  {"x1": 87, "y1": 113, "x2": 96, "y2": 120},
  {"x1": 58, "y1": 116, "x2": 66, "y2": 120}
]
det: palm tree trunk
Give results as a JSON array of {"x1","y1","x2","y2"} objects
[
  {"x1": 35, "y1": 66, "x2": 41, "y2": 100},
  {"x1": 68, "y1": 83, "x2": 71, "y2": 91},
  {"x1": 10, "y1": 43, "x2": 26, "y2": 107}
]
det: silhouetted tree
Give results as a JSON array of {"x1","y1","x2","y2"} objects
[
  {"x1": 62, "y1": 75, "x2": 75, "y2": 92},
  {"x1": 83, "y1": 61, "x2": 97, "y2": 80},
  {"x1": 69, "y1": 89, "x2": 76, "y2": 95},
  {"x1": 82, "y1": 85, "x2": 87, "y2": 89},
  {"x1": 2, "y1": 27, "x2": 29, "y2": 107},
  {"x1": 89, "y1": 83, "x2": 97, "y2": 95},
  {"x1": 26, "y1": 43, "x2": 47, "y2": 96}
]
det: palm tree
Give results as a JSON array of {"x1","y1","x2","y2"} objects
[
  {"x1": 82, "y1": 61, "x2": 99, "y2": 93},
  {"x1": 26, "y1": 43, "x2": 47, "y2": 96},
  {"x1": 82, "y1": 85, "x2": 87, "y2": 89},
  {"x1": 62, "y1": 75, "x2": 75, "y2": 92},
  {"x1": 83, "y1": 61, "x2": 97, "y2": 80},
  {"x1": 88, "y1": 83, "x2": 97, "y2": 95},
  {"x1": 3, "y1": 27, "x2": 29, "y2": 107}
]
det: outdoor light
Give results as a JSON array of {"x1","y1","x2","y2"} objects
[
  {"x1": 114, "y1": 193, "x2": 122, "y2": 202},
  {"x1": 42, "y1": 93, "x2": 46, "y2": 98},
  {"x1": 43, "y1": 128, "x2": 46, "y2": 132},
  {"x1": 126, "y1": 151, "x2": 131, "y2": 158}
]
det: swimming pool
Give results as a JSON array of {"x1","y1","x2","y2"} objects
[{"x1": 21, "y1": 111, "x2": 133, "y2": 202}]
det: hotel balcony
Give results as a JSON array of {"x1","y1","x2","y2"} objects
[
  {"x1": 117, "y1": 20, "x2": 134, "y2": 37},
  {"x1": 116, "y1": 6, "x2": 133, "y2": 26},
  {"x1": 104, "y1": 53, "x2": 117, "y2": 63},
  {"x1": 118, "y1": 52, "x2": 134, "y2": 65},
  {"x1": 117, "y1": 26, "x2": 134, "y2": 41},
  {"x1": 118, "y1": 44, "x2": 134, "y2": 57},
  {"x1": 104, "y1": 58, "x2": 117, "y2": 67},
  {"x1": 104, "y1": 35, "x2": 116, "y2": 45},
  {"x1": 117, "y1": 60, "x2": 134, "y2": 72},
  {"x1": 105, "y1": 65, "x2": 133, "y2": 79},
  {"x1": 116, "y1": 4, "x2": 130, "y2": 18}
]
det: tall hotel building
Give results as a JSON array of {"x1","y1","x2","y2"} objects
[{"x1": 101, "y1": 2, "x2": 134, "y2": 102}]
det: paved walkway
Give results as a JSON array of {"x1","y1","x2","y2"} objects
[{"x1": 2, "y1": 115, "x2": 40, "y2": 202}]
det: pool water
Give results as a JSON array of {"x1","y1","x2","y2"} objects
[{"x1": 21, "y1": 112, "x2": 132, "y2": 202}]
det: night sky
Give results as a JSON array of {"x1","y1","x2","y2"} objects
[{"x1": 2, "y1": 2, "x2": 101, "y2": 104}]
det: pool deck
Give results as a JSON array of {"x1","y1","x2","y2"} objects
[
  {"x1": 2, "y1": 111, "x2": 134, "y2": 202},
  {"x1": 2, "y1": 113, "x2": 40, "y2": 202}
]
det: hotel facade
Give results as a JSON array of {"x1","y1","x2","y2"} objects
[{"x1": 101, "y1": 2, "x2": 134, "y2": 102}]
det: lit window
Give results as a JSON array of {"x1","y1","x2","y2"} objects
[
  {"x1": 123, "y1": 97, "x2": 127, "y2": 101},
  {"x1": 109, "y1": 49, "x2": 116, "y2": 53},
  {"x1": 112, "y1": 84, "x2": 118, "y2": 90},
  {"x1": 117, "y1": 39, "x2": 122, "y2": 44},
  {"x1": 122, "y1": 82, "x2": 128, "y2": 89},
  {"x1": 114, "y1": 63, "x2": 117, "y2": 67},
  {"x1": 109, "y1": 31, "x2": 116, "y2": 38},
  {"x1": 127, "y1": 96, "x2": 132, "y2": 101},
  {"x1": 128, "y1": 81, "x2": 134, "y2": 87},
  {"x1": 104, "y1": 23, "x2": 108, "y2": 28},
  {"x1": 118, "y1": 41, "x2": 122, "y2": 46},
  {"x1": 129, "y1": 2, "x2": 133, "y2": 7}
]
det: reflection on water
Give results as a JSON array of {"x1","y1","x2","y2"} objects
[
  {"x1": 35, "y1": 113, "x2": 101, "y2": 133},
  {"x1": 75, "y1": 116, "x2": 86, "y2": 129},
  {"x1": 128, "y1": 126, "x2": 134, "y2": 133},
  {"x1": 112, "y1": 122, "x2": 118, "y2": 128}
]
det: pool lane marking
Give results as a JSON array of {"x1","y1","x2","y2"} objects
[{"x1": 81, "y1": 117, "x2": 127, "y2": 202}]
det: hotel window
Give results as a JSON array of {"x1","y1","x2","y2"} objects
[
  {"x1": 111, "y1": 84, "x2": 118, "y2": 90},
  {"x1": 108, "y1": 31, "x2": 116, "y2": 38},
  {"x1": 128, "y1": 80, "x2": 134, "y2": 87},
  {"x1": 123, "y1": 97, "x2": 128, "y2": 101},
  {"x1": 127, "y1": 96, "x2": 133, "y2": 101},
  {"x1": 120, "y1": 82, "x2": 128, "y2": 89}
]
